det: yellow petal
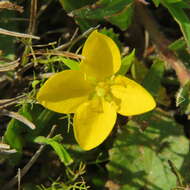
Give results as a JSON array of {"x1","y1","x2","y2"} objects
[
  {"x1": 37, "y1": 70, "x2": 92, "y2": 114},
  {"x1": 81, "y1": 30, "x2": 121, "y2": 81},
  {"x1": 73, "y1": 98, "x2": 117, "y2": 150},
  {"x1": 111, "y1": 75, "x2": 156, "y2": 116}
]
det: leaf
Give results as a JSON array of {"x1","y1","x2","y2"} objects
[
  {"x1": 117, "y1": 49, "x2": 135, "y2": 75},
  {"x1": 71, "y1": 0, "x2": 133, "y2": 29},
  {"x1": 75, "y1": 18, "x2": 97, "y2": 31},
  {"x1": 176, "y1": 81, "x2": 190, "y2": 114},
  {"x1": 131, "y1": 60, "x2": 148, "y2": 83},
  {"x1": 165, "y1": 0, "x2": 182, "y2": 3},
  {"x1": 168, "y1": 38, "x2": 186, "y2": 51},
  {"x1": 35, "y1": 135, "x2": 73, "y2": 166},
  {"x1": 163, "y1": 0, "x2": 189, "y2": 6},
  {"x1": 142, "y1": 59, "x2": 165, "y2": 96},
  {"x1": 37, "y1": 56, "x2": 80, "y2": 70},
  {"x1": 106, "y1": 3, "x2": 134, "y2": 30},
  {"x1": 162, "y1": 1, "x2": 190, "y2": 49},
  {"x1": 0, "y1": 109, "x2": 36, "y2": 130},
  {"x1": 60, "y1": 57, "x2": 80, "y2": 70},
  {"x1": 4, "y1": 104, "x2": 34, "y2": 151},
  {"x1": 59, "y1": 0, "x2": 96, "y2": 12},
  {"x1": 107, "y1": 111, "x2": 190, "y2": 190},
  {"x1": 152, "y1": 0, "x2": 160, "y2": 7},
  {"x1": 3, "y1": 104, "x2": 39, "y2": 165},
  {"x1": 4, "y1": 104, "x2": 55, "y2": 151},
  {"x1": 157, "y1": 87, "x2": 171, "y2": 106},
  {"x1": 75, "y1": 0, "x2": 133, "y2": 19}
]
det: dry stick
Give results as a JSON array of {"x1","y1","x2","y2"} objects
[
  {"x1": 0, "y1": 58, "x2": 20, "y2": 72},
  {"x1": 31, "y1": 50, "x2": 85, "y2": 60},
  {"x1": 0, "y1": 28, "x2": 40, "y2": 39},
  {"x1": 26, "y1": 0, "x2": 38, "y2": 66},
  {"x1": 28, "y1": 0, "x2": 38, "y2": 35},
  {"x1": 135, "y1": 2, "x2": 190, "y2": 86},
  {"x1": 37, "y1": 0, "x2": 53, "y2": 19},
  {"x1": 0, "y1": 95, "x2": 26, "y2": 109},
  {"x1": 0, "y1": 109, "x2": 36, "y2": 130},
  {"x1": 55, "y1": 25, "x2": 100, "y2": 51},
  {"x1": 3, "y1": 125, "x2": 57, "y2": 190},
  {"x1": 17, "y1": 168, "x2": 21, "y2": 190}
]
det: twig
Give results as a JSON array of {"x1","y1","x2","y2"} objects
[
  {"x1": 3, "y1": 125, "x2": 57, "y2": 190},
  {"x1": 28, "y1": 0, "x2": 38, "y2": 34},
  {"x1": 0, "y1": 58, "x2": 20, "y2": 72},
  {"x1": 37, "y1": 0, "x2": 52, "y2": 19},
  {"x1": 70, "y1": 28, "x2": 79, "y2": 42},
  {"x1": 30, "y1": 50, "x2": 85, "y2": 60},
  {"x1": 168, "y1": 160, "x2": 184, "y2": 187},
  {"x1": 55, "y1": 25, "x2": 100, "y2": 51},
  {"x1": 0, "y1": 95, "x2": 26, "y2": 109},
  {"x1": 0, "y1": 149, "x2": 17, "y2": 155},
  {"x1": 0, "y1": 143, "x2": 17, "y2": 155},
  {"x1": 18, "y1": 168, "x2": 21, "y2": 190},
  {"x1": 17, "y1": 62, "x2": 34, "y2": 76},
  {"x1": 0, "y1": 28, "x2": 40, "y2": 39},
  {"x1": 0, "y1": 109, "x2": 36, "y2": 130},
  {"x1": 135, "y1": 2, "x2": 190, "y2": 86}
]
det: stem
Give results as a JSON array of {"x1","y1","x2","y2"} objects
[
  {"x1": 28, "y1": 0, "x2": 38, "y2": 35},
  {"x1": 3, "y1": 125, "x2": 57, "y2": 190},
  {"x1": 135, "y1": 2, "x2": 190, "y2": 86}
]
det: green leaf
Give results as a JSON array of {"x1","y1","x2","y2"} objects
[
  {"x1": 106, "y1": 3, "x2": 134, "y2": 30},
  {"x1": 163, "y1": 0, "x2": 190, "y2": 7},
  {"x1": 4, "y1": 104, "x2": 55, "y2": 151},
  {"x1": 59, "y1": 0, "x2": 96, "y2": 12},
  {"x1": 168, "y1": 38, "x2": 186, "y2": 51},
  {"x1": 168, "y1": 38, "x2": 190, "y2": 67},
  {"x1": 60, "y1": 57, "x2": 80, "y2": 70},
  {"x1": 152, "y1": 0, "x2": 160, "y2": 7},
  {"x1": 75, "y1": 18, "x2": 97, "y2": 32},
  {"x1": 107, "y1": 111, "x2": 190, "y2": 190},
  {"x1": 38, "y1": 56, "x2": 80, "y2": 70},
  {"x1": 165, "y1": 0, "x2": 182, "y2": 3},
  {"x1": 64, "y1": 0, "x2": 134, "y2": 30},
  {"x1": 142, "y1": 59, "x2": 165, "y2": 96},
  {"x1": 162, "y1": 1, "x2": 190, "y2": 49},
  {"x1": 117, "y1": 49, "x2": 135, "y2": 75},
  {"x1": 176, "y1": 81, "x2": 190, "y2": 114},
  {"x1": 4, "y1": 104, "x2": 34, "y2": 151},
  {"x1": 34, "y1": 135, "x2": 73, "y2": 166},
  {"x1": 131, "y1": 60, "x2": 148, "y2": 82},
  {"x1": 3, "y1": 104, "x2": 39, "y2": 165}
]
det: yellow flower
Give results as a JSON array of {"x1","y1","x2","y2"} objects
[{"x1": 37, "y1": 30, "x2": 156, "y2": 150}]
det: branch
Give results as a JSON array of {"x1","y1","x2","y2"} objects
[
  {"x1": 3, "y1": 125, "x2": 57, "y2": 190},
  {"x1": 0, "y1": 28, "x2": 40, "y2": 39},
  {"x1": 135, "y1": 2, "x2": 190, "y2": 86}
]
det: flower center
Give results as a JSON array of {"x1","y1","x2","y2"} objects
[
  {"x1": 88, "y1": 76, "x2": 121, "y2": 112},
  {"x1": 95, "y1": 82, "x2": 109, "y2": 97},
  {"x1": 88, "y1": 76, "x2": 116, "y2": 103}
]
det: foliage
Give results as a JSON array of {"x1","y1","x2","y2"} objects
[
  {"x1": 0, "y1": 0, "x2": 190, "y2": 189},
  {"x1": 107, "y1": 112, "x2": 190, "y2": 190}
]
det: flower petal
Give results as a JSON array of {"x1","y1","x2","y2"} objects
[
  {"x1": 73, "y1": 98, "x2": 117, "y2": 150},
  {"x1": 81, "y1": 30, "x2": 121, "y2": 81},
  {"x1": 37, "y1": 70, "x2": 92, "y2": 114},
  {"x1": 111, "y1": 75, "x2": 156, "y2": 116}
]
